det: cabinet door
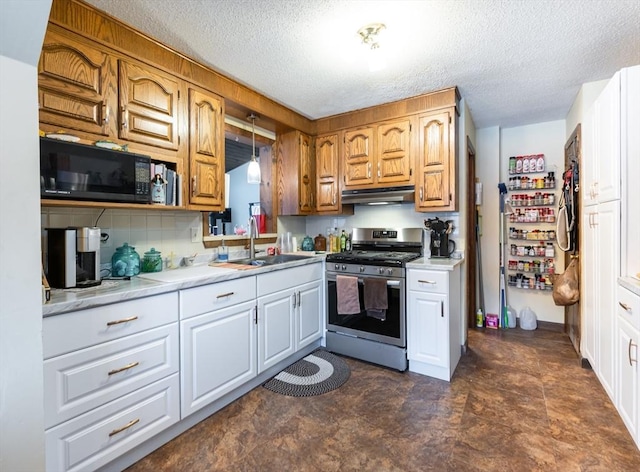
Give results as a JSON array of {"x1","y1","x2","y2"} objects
[
  {"x1": 188, "y1": 87, "x2": 225, "y2": 209},
  {"x1": 299, "y1": 132, "x2": 315, "y2": 213},
  {"x1": 258, "y1": 289, "x2": 295, "y2": 373},
  {"x1": 595, "y1": 200, "x2": 621, "y2": 401},
  {"x1": 296, "y1": 280, "x2": 323, "y2": 350},
  {"x1": 38, "y1": 29, "x2": 117, "y2": 137},
  {"x1": 617, "y1": 317, "x2": 639, "y2": 442},
  {"x1": 180, "y1": 300, "x2": 256, "y2": 418},
  {"x1": 416, "y1": 110, "x2": 453, "y2": 210},
  {"x1": 344, "y1": 127, "x2": 375, "y2": 187},
  {"x1": 581, "y1": 205, "x2": 598, "y2": 365},
  {"x1": 377, "y1": 119, "x2": 412, "y2": 184},
  {"x1": 407, "y1": 291, "x2": 448, "y2": 368},
  {"x1": 118, "y1": 60, "x2": 180, "y2": 150},
  {"x1": 595, "y1": 72, "x2": 621, "y2": 203},
  {"x1": 316, "y1": 133, "x2": 339, "y2": 212}
]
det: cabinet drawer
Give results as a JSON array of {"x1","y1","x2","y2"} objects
[
  {"x1": 44, "y1": 324, "x2": 178, "y2": 429},
  {"x1": 44, "y1": 292, "x2": 178, "y2": 359},
  {"x1": 618, "y1": 284, "x2": 640, "y2": 331},
  {"x1": 257, "y1": 263, "x2": 323, "y2": 296},
  {"x1": 180, "y1": 276, "x2": 256, "y2": 319},
  {"x1": 45, "y1": 373, "x2": 179, "y2": 472},
  {"x1": 408, "y1": 269, "x2": 449, "y2": 293}
]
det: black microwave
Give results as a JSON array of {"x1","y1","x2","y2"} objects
[{"x1": 40, "y1": 137, "x2": 151, "y2": 203}]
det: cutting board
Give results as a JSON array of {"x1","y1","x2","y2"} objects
[{"x1": 209, "y1": 262, "x2": 255, "y2": 271}]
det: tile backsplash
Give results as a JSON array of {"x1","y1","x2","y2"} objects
[{"x1": 41, "y1": 207, "x2": 216, "y2": 266}]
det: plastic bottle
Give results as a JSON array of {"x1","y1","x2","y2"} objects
[{"x1": 476, "y1": 309, "x2": 484, "y2": 328}]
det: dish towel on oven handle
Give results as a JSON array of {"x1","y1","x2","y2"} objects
[
  {"x1": 364, "y1": 277, "x2": 388, "y2": 321},
  {"x1": 336, "y1": 275, "x2": 361, "y2": 315}
]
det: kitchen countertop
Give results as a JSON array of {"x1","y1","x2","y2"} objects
[
  {"x1": 619, "y1": 276, "x2": 640, "y2": 297},
  {"x1": 43, "y1": 254, "x2": 325, "y2": 317},
  {"x1": 406, "y1": 256, "x2": 464, "y2": 271}
]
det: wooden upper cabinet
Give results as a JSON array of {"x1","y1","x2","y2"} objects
[
  {"x1": 377, "y1": 119, "x2": 411, "y2": 184},
  {"x1": 344, "y1": 127, "x2": 374, "y2": 187},
  {"x1": 315, "y1": 133, "x2": 339, "y2": 213},
  {"x1": 188, "y1": 87, "x2": 224, "y2": 209},
  {"x1": 277, "y1": 130, "x2": 315, "y2": 215},
  {"x1": 416, "y1": 109, "x2": 455, "y2": 211},
  {"x1": 343, "y1": 119, "x2": 412, "y2": 189},
  {"x1": 118, "y1": 60, "x2": 181, "y2": 151},
  {"x1": 38, "y1": 29, "x2": 117, "y2": 136}
]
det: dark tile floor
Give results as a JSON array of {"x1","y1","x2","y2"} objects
[{"x1": 127, "y1": 328, "x2": 640, "y2": 471}]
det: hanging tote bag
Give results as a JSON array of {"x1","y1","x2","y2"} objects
[{"x1": 552, "y1": 257, "x2": 580, "y2": 306}]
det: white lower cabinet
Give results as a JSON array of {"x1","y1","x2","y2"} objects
[
  {"x1": 257, "y1": 263, "x2": 323, "y2": 373},
  {"x1": 617, "y1": 284, "x2": 640, "y2": 449},
  {"x1": 180, "y1": 300, "x2": 257, "y2": 417},
  {"x1": 43, "y1": 292, "x2": 180, "y2": 472},
  {"x1": 179, "y1": 276, "x2": 257, "y2": 418},
  {"x1": 407, "y1": 265, "x2": 461, "y2": 381}
]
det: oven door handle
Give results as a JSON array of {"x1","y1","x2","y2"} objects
[{"x1": 355, "y1": 278, "x2": 400, "y2": 287}]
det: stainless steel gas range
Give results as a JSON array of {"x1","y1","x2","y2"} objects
[{"x1": 325, "y1": 228, "x2": 424, "y2": 371}]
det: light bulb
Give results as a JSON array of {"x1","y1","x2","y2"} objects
[{"x1": 247, "y1": 158, "x2": 261, "y2": 184}]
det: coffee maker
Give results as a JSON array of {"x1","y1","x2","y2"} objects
[
  {"x1": 46, "y1": 227, "x2": 101, "y2": 288},
  {"x1": 424, "y1": 217, "x2": 456, "y2": 258}
]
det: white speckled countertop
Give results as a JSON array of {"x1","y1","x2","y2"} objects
[
  {"x1": 619, "y1": 276, "x2": 640, "y2": 297},
  {"x1": 406, "y1": 257, "x2": 464, "y2": 271},
  {"x1": 43, "y1": 255, "x2": 325, "y2": 317}
]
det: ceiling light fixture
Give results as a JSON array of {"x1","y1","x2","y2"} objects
[
  {"x1": 246, "y1": 113, "x2": 261, "y2": 184},
  {"x1": 357, "y1": 23, "x2": 386, "y2": 72}
]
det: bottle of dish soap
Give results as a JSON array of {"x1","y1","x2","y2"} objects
[{"x1": 218, "y1": 240, "x2": 228, "y2": 261}]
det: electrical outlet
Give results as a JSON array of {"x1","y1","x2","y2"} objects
[
  {"x1": 190, "y1": 227, "x2": 200, "y2": 243},
  {"x1": 100, "y1": 228, "x2": 112, "y2": 248}
]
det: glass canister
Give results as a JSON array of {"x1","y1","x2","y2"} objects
[
  {"x1": 111, "y1": 243, "x2": 141, "y2": 277},
  {"x1": 142, "y1": 248, "x2": 163, "y2": 273},
  {"x1": 301, "y1": 235, "x2": 314, "y2": 251}
]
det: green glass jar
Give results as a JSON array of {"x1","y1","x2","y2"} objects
[
  {"x1": 111, "y1": 243, "x2": 141, "y2": 277},
  {"x1": 142, "y1": 248, "x2": 163, "y2": 273}
]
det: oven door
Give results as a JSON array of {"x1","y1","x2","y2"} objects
[{"x1": 326, "y1": 272, "x2": 405, "y2": 347}]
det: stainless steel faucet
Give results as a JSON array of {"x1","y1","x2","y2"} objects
[{"x1": 248, "y1": 216, "x2": 259, "y2": 259}]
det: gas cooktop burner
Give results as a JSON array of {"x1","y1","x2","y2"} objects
[{"x1": 325, "y1": 250, "x2": 421, "y2": 267}]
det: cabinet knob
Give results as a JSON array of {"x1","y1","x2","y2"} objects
[{"x1": 120, "y1": 106, "x2": 128, "y2": 129}]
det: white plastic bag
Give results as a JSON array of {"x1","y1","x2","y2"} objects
[{"x1": 519, "y1": 306, "x2": 537, "y2": 330}]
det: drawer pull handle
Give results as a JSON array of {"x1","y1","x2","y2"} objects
[
  {"x1": 108, "y1": 361, "x2": 139, "y2": 376},
  {"x1": 216, "y1": 291, "x2": 235, "y2": 299},
  {"x1": 418, "y1": 280, "x2": 436, "y2": 284},
  {"x1": 106, "y1": 316, "x2": 138, "y2": 326},
  {"x1": 629, "y1": 339, "x2": 637, "y2": 367},
  {"x1": 619, "y1": 302, "x2": 631, "y2": 312},
  {"x1": 109, "y1": 418, "x2": 140, "y2": 437}
]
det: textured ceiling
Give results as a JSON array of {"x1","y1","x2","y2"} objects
[{"x1": 85, "y1": 0, "x2": 640, "y2": 129}]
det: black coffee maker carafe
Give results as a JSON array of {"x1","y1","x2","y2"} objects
[{"x1": 424, "y1": 217, "x2": 456, "y2": 258}]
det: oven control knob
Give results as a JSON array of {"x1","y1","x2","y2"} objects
[
  {"x1": 334, "y1": 264, "x2": 340, "y2": 270},
  {"x1": 359, "y1": 266, "x2": 365, "y2": 272},
  {"x1": 341, "y1": 265, "x2": 347, "y2": 271},
  {"x1": 387, "y1": 268, "x2": 393, "y2": 275},
  {"x1": 378, "y1": 267, "x2": 385, "y2": 275}
]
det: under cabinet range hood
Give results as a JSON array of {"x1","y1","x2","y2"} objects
[{"x1": 341, "y1": 185, "x2": 415, "y2": 205}]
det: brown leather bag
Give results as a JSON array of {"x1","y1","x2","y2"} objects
[{"x1": 551, "y1": 257, "x2": 579, "y2": 306}]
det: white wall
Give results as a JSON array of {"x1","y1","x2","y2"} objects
[
  {"x1": 501, "y1": 120, "x2": 567, "y2": 324},
  {"x1": 566, "y1": 79, "x2": 608, "y2": 138},
  {"x1": 0, "y1": 2, "x2": 51, "y2": 470},
  {"x1": 475, "y1": 126, "x2": 501, "y2": 317}
]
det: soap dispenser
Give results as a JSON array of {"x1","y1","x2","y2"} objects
[{"x1": 218, "y1": 240, "x2": 228, "y2": 261}]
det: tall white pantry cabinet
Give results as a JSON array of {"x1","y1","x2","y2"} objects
[{"x1": 581, "y1": 65, "x2": 640, "y2": 450}]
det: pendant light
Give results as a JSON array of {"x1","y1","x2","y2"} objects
[{"x1": 246, "y1": 113, "x2": 261, "y2": 184}]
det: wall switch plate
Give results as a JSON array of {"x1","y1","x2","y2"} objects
[
  {"x1": 100, "y1": 229, "x2": 112, "y2": 248},
  {"x1": 190, "y1": 227, "x2": 200, "y2": 243}
]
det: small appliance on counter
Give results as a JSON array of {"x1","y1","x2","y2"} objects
[
  {"x1": 424, "y1": 217, "x2": 456, "y2": 258},
  {"x1": 45, "y1": 227, "x2": 101, "y2": 288}
]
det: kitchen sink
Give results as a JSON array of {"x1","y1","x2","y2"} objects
[{"x1": 228, "y1": 253, "x2": 312, "y2": 266}]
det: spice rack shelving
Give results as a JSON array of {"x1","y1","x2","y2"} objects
[{"x1": 506, "y1": 155, "x2": 558, "y2": 292}]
